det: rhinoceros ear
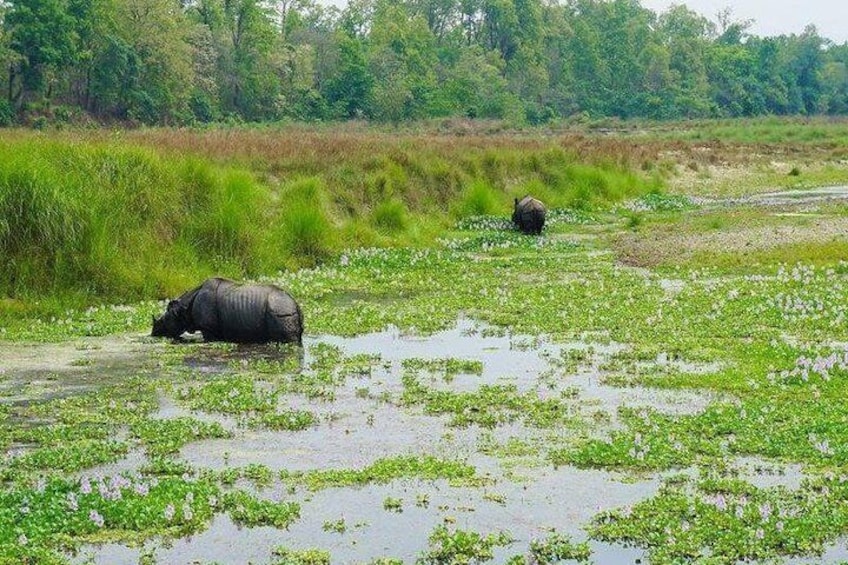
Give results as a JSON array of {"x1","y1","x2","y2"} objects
[{"x1": 167, "y1": 300, "x2": 179, "y2": 311}]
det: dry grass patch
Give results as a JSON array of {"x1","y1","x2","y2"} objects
[{"x1": 615, "y1": 210, "x2": 848, "y2": 269}]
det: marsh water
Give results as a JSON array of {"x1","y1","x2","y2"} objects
[{"x1": 4, "y1": 315, "x2": 836, "y2": 564}]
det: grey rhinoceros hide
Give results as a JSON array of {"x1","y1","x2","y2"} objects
[
  {"x1": 512, "y1": 195, "x2": 546, "y2": 235},
  {"x1": 152, "y1": 278, "x2": 303, "y2": 344}
]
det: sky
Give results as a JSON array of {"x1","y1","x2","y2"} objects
[
  {"x1": 318, "y1": 0, "x2": 848, "y2": 44},
  {"x1": 639, "y1": 0, "x2": 848, "y2": 43}
]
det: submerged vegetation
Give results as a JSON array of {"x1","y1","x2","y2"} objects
[{"x1": 2, "y1": 121, "x2": 848, "y2": 562}]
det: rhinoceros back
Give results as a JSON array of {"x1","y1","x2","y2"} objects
[{"x1": 214, "y1": 284, "x2": 270, "y2": 342}]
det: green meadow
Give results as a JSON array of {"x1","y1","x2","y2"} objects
[{"x1": 1, "y1": 121, "x2": 848, "y2": 563}]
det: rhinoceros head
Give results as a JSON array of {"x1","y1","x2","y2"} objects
[{"x1": 151, "y1": 299, "x2": 189, "y2": 339}]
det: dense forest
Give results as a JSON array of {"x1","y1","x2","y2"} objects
[{"x1": 1, "y1": 0, "x2": 847, "y2": 126}]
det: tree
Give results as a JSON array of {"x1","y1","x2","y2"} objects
[
  {"x1": 366, "y1": 2, "x2": 438, "y2": 121},
  {"x1": 90, "y1": 0, "x2": 195, "y2": 123},
  {"x1": 4, "y1": 0, "x2": 77, "y2": 103},
  {"x1": 322, "y1": 32, "x2": 372, "y2": 118},
  {"x1": 656, "y1": 5, "x2": 713, "y2": 117}
]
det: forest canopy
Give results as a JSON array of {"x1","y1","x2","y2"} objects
[{"x1": 0, "y1": 0, "x2": 846, "y2": 126}]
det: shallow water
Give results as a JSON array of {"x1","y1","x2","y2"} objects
[
  {"x1": 2, "y1": 319, "x2": 812, "y2": 563},
  {"x1": 81, "y1": 466, "x2": 657, "y2": 564},
  {"x1": 752, "y1": 186, "x2": 848, "y2": 205},
  {"x1": 0, "y1": 334, "x2": 160, "y2": 403}
]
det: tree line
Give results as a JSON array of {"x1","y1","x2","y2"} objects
[{"x1": 1, "y1": 0, "x2": 846, "y2": 126}]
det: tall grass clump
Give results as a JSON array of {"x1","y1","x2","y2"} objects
[
  {"x1": 178, "y1": 159, "x2": 266, "y2": 270},
  {"x1": 454, "y1": 179, "x2": 500, "y2": 218},
  {"x1": 270, "y1": 177, "x2": 337, "y2": 267},
  {"x1": 0, "y1": 138, "x2": 273, "y2": 302},
  {"x1": 372, "y1": 198, "x2": 409, "y2": 233}
]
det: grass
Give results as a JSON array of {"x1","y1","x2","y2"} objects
[{"x1": 0, "y1": 127, "x2": 659, "y2": 320}]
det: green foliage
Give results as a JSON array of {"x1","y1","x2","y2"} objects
[
  {"x1": 0, "y1": 131, "x2": 655, "y2": 313},
  {"x1": 456, "y1": 179, "x2": 501, "y2": 218},
  {"x1": 0, "y1": 139, "x2": 268, "y2": 299},
  {"x1": 0, "y1": 100, "x2": 13, "y2": 126},
  {"x1": 402, "y1": 376, "x2": 573, "y2": 429},
  {"x1": 282, "y1": 456, "x2": 476, "y2": 491},
  {"x1": 372, "y1": 199, "x2": 408, "y2": 233},
  {"x1": 130, "y1": 417, "x2": 232, "y2": 457},
  {"x1": 177, "y1": 375, "x2": 277, "y2": 416},
  {"x1": 417, "y1": 525, "x2": 513, "y2": 565},
  {"x1": 0, "y1": 440, "x2": 128, "y2": 479},
  {"x1": 274, "y1": 177, "x2": 337, "y2": 266},
  {"x1": 0, "y1": 475, "x2": 218, "y2": 560},
  {"x1": 250, "y1": 409, "x2": 317, "y2": 431},
  {"x1": 591, "y1": 474, "x2": 848, "y2": 563},
  {"x1": 2, "y1": 0, "x2": 846, "y2": 124},
  {"x1": 222, "y1": 490, "x2": 301, "y2": 529},
  {"x1": 527, "y1": 532, "x2": 592, "y2": 563},
  {"x1": 402, "y1": 357, "x2": 484, "y2": 380},
  {"x1": 271, "y1": 547, "x2": 331, "y2": 565}
]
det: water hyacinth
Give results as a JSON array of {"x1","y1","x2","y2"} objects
[{"x1": 89, "y1": 509, "x2": 105, "y2": 528}]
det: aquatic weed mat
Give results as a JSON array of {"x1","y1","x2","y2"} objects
[{"x1": 3, "y1": 210, "x2": 848, "y2": 563}]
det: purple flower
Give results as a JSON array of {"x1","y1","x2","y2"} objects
[
  {"x1": 80, "y1": 477, "x2": 92, "y2": 494},
  {"x1": 714, "y1": 494, "x2": 727, "y2": 512},
  {"x1": 164, "y1": 504, "x2": 175, "y2": 521},
  {"x1": 89, "y1": 509, "x2": 105, "y2": 528}
]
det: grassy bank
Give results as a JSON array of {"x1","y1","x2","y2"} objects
[{"x1": 0, "y1": 129, "x2": 659, "y2": 317}]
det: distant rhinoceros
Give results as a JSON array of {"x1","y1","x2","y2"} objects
[
  {"x1": 151, "y1": 278, "x2": 303, "y2": 344},
  {"x1": 512, "y1": 195, "x2": 546, "y2": 235}
]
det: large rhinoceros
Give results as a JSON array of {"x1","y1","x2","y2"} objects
[
  {"x1": 151, "y1": 278, "x2": 303, "y2": 344},
  {"x1": 512, "y1": 195, "x2": 546, "y2": 235}
]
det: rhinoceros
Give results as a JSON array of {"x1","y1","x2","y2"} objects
[
  {"x1": 151, "y1": 278, "x2": 303, "y2": 344},
  {"x1": 512, "y1": 195, "x2": 546, "y2": 235}
]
